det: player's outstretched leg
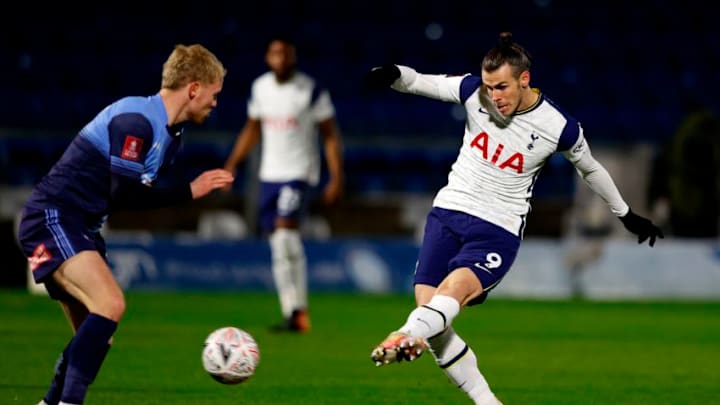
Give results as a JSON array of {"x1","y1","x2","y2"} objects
[
  {"x1": 428, "y1": 327, "x2": 503, "y2": 405},
  {"x1": 370, "y1": 331, "x2": 428, "y2": 366}
]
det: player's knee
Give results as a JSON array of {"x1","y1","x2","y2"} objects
[
  {"x1": 438, "y1": 268, "x2": 484, "y2": 301},
  {"x1": 97, "y1": 292, "x2": 126, "y2": 322},
  {"x1": 110, "y1": 295, "x2": 127, "y2": 320},
  {"x1": 269, "y1": 228, "x2": 304, "y2": 260},
  {"x1": 269, "y1": 229, "x2": 289, "y2": 261}
]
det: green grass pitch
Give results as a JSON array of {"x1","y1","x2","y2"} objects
[{"x1": 1, "y1": 289, "x2": 719, "y2": 404}]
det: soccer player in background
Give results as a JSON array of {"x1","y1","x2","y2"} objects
[
  {"x1": 364, "y1": 32, "x2": 664, "y2": 404},
  {"x1": 223, "y1": 37, "x2": 344, "y2": 333},
  {"x1": 17, "y1": 44, "x2": 234, "y2": 405}
]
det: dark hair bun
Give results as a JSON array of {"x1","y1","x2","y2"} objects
[{"x1": 499, "y1": 32, "x2": 513, "y2": 46}]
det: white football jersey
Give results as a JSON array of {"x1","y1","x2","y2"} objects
[
  {"x1": 392, "y1": 66, "x2": 629, "y2": 237},
  {"x1": 248, "y1": 71, "x2": 335, "y2": 185}
]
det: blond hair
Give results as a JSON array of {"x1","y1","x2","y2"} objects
[{"x1": 161, "y1": 44, "x2": 227, "y2": 90}]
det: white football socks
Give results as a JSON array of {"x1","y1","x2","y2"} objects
[
  {"x1": 270, "y1": 229, "x2": 297, "y2": 318},
  {"x1": 285, "y1": 229, "x2": 307, "y2": 311},
  {"x1": 428, "y1": 327, "x2": 501, "y2": 405},
  {"x1": 398, "y1": 294, "x2": 460, "y2": 339},
  {"x1": 269, "y1": 228, "x2": 308, "y2": 318}
]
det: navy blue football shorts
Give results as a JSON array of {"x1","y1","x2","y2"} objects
[
  {"x1": 414, "y1": 207, "x2": 521, "y2": 305},
  {"x1": 258, "y1": 180, "x2": 310, "y2": 233},
  {"x1": 17, "y1": 207, "x2": 107, "y2": 301}
]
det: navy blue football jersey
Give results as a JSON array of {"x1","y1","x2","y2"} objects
[{"x1": 24, "y1": 94, "x2": 186, "y2": 230}]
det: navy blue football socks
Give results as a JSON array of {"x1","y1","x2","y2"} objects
[
  {"x1": 60, "y1": 313, "x2": 117, "y2": 404},
  {"x1": 43, "y1": 345, "x2": 69, "y2": 405}
]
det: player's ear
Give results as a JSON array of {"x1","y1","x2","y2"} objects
[
  {"x1": 520, "y1": 70, "x2": 530, "y2": 88},
  {"x1": 189, "y1": 82, "x2": 200, "y2": 99}
]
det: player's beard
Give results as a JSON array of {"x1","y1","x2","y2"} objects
[
  {"x1": 479, "y1": 84, "x2": 511, "y2": 128},
  {"x1": 191, "y1": 109, "x2": 212, "y2": 125}
]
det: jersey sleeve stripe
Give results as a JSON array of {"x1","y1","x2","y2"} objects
[
  {"x1": 110, "y1": 156, "x2": 143, "y2": 178},
  {"x1": 459, "y1": 76, "x2": 482, "y2": 104},
  {"x1": 557, "y1": 119, "x2": 580, "y2": 151}
]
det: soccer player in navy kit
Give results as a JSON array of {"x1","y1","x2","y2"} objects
[
  {"x1": 365, "y1": 33, "x2": 664, "y2": 404},
  {"x1": 17, "y1": 44, "x2": 234, "y2": 405},
  {"x1": 224, "y1": 37, "x2": 344, "y2": 333}
]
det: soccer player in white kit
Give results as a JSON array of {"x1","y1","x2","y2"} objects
[
  {"x1": 224, "y1": 37, "x2": 344, "y2": 333},
  {"x1": 365, "y1": 32, "x2": 663, "y2": 404}
]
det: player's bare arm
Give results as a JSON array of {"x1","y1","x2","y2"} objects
[
  {"x1": 318, "y1": 117, "x2": 344, "y2": 205},
  {"x1": 224, "y1": 118, "x2": 262, "y2": 174}
]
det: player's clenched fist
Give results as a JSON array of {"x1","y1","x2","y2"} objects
[
  {"x1": 190, "y1": 169, "x2": 235, "y2": 199},
  {"x1": 364, "y1": 64, "x2": 401, "y2": 90}
]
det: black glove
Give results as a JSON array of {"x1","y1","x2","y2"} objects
[
  {"x1": 364, "y1": 64, "x2": 401, "y2": 90},
  {"x1": 619, "y1": 209, "x2": 664, "y2": 247}
]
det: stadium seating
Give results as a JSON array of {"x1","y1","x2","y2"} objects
[{"x1": 1, "y1": 1, "x2": 715, "y2": 236}]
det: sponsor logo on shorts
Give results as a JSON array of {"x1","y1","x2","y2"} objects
[
  {"x1": 473, "y1": 262, "x2": 494, "y2": 275},
  {"x1": 28, "y1": 243, "x2": 52, "y2": 271}
]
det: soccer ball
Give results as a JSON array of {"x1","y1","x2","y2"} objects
[{"x1": 202, "y1": 326, "x2": 260, "y2": 384}]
